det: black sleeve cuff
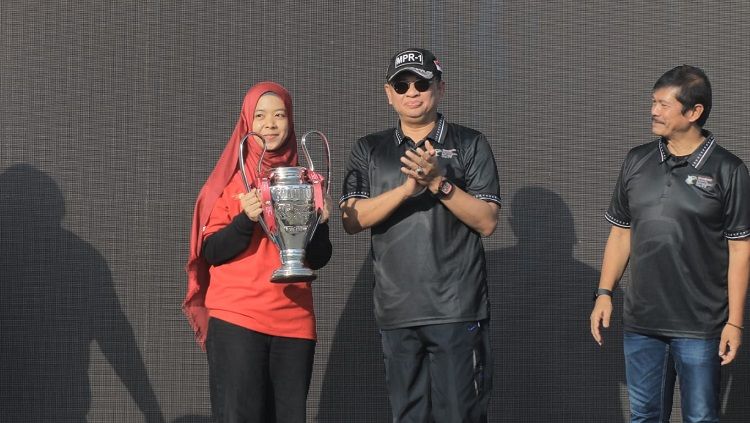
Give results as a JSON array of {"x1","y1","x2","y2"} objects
[
  {"x1": 202, "y1": 213, "x2": 256, "y2": 265},
  {"x1": 305, "y1": 223, "x2": 332, "y2": 270},
  {"x1": 232, "y1": 212, "x2": 256, "y2": 234}
]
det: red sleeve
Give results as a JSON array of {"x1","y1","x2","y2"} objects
[{"x1": 203, "y1": 174, "x2": 244, "y2": 240}]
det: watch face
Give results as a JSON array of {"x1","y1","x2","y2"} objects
[{"x1": 440, "y1": 180, "x2": 453, "y2": 195}]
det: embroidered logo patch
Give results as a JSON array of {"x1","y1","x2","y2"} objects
[
  {"x1": 394, "y1": 51, "x2": 423, "y2": 68},
  {"x1": 435, "y1": 148, "x2": 458, "y2": 159},
  {"x1": 685, "y1": 175, "x2": 715, "y2": 190},
  {"x1": 433, "y1": 59, "x2": 443, "y2": 73}
]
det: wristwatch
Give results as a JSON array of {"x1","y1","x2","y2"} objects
[
  {"x1": 593, "y1": 288, "x2": 613, "y2": 301},
  {"x1": 433, "y1": 178, "x2": 454, "y2": 199}
]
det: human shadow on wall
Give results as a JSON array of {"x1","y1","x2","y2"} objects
[
  {"x1": 171, "y1": 416, "x2": 211, "y2": 423},
  {"x1": 317, "y1": 257, "x2": 391, "y2": 422},
  {"x1": 488, "y1": 186, "x2": 627, "y2": 422},
  {"x1": 721, "y1": 354, "x2": 750, "y2": 423},
  {"x1": 721, "y1": 312, "x2": 750, "y2": 420},
  {"x1": 0, "y1": 164, "x2": 164, "y2": 422}
]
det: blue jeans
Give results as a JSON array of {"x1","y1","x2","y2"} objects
[{"x1": 623, "y1": 331, "x2": 720, "y2": 423}]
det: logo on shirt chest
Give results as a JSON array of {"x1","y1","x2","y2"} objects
[
  {"x1": 685, "y1": 175, "x2": 715, "y2": 190},
  {"x1": 435, "y1": 148, "x2": 458, "y2": 159}
]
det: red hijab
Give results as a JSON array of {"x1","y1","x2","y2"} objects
[{"x1": 183, "y1": 82, "x2": 298, "y2": 348}]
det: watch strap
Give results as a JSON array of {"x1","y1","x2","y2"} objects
[{"x1": 593, "y1": 288, "x2": 613, "y2": 301}]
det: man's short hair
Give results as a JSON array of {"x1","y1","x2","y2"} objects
[{"x1": 653, "y1": 65, "x2": 712, "y2": 127}]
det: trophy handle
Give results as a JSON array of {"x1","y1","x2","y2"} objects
[
  {"x1": 237, "y1": 132, "x2": 278, "y2": 242},
  {"x1": 237, "y1": 131, "x2": 269, "y2": 192},
  {"x1": 300, "y1": 130, "x2": 331, "y2": 195}
]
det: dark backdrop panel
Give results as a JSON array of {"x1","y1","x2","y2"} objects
[{"x1": 1, "y1": 1, "x2": 749, "y2": 422}]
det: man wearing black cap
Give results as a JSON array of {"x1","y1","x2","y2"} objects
[{"x1": 340, "y1": 48, "x2": 501, "y2": 422}]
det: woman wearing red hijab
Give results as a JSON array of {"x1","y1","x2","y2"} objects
[{"x1": 184, "y1": 82, "x2": 332, "y2": 422}]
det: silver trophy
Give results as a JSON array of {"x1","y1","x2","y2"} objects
[{"x1": 238, "y1": 130, "x2": 330, "y2": 282}]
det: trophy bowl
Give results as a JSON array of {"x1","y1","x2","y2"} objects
[{"x1": 238, "y1": 130, "x2": 330, "y2": 283}]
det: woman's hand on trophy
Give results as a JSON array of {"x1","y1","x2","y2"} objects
[
  {"x1": 238, "y1": 189, "x2": 263, "y2": 222},
  {"x1": 319, "y1": 192, "x2": 332, "y2": 224}
]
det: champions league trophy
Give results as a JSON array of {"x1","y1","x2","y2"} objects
[{"x1": 238, "y1": 130, "x2": 330, "y2": 282}]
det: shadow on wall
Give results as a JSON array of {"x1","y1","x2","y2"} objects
[
  {"x1": 0, "y1": 164, "x2": 164, "y2": 422},
  {"x1": 723, "y1": 341, "x2": 750, "y2": 422},
  {"x1": 487, "y1": 186, "x2": 627, "y2": 422},
  {"x1": 317, "y1": 257, "x2": 391, "y2": 422},
  {"x1": 171, "y1": 416, "x2": 211, "y2": 423}
]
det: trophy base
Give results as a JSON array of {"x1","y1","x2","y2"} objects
[{"x1": 270, "y1": 267, "x2": 317, "y2": 283}]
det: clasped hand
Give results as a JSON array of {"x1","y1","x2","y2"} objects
[{"x1": 400, "y1": 140, "x2": 442, "y2": 195}]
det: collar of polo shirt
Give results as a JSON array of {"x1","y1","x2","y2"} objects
[
  {"x1": 394, "y1": 114, "x2": 447, "y2": 146},
  {"x1": 657, "y1": 130, "x2": 717, "y2": 170}
]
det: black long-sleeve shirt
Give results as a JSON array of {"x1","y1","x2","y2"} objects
[{"x1": 202, "y1": 212, "x2": 332, "y2": 270}]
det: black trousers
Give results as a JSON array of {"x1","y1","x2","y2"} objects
[
  {"x1": 206, "y1": 317, "x2": 316, "y2": 423},
  {"x1": 380, "y1": 320, "x2": 492, "y2": 423}
]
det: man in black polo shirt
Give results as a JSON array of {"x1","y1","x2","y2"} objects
[
  {"x1": 340, "y1": 48, "x2": 501, "y2": 422},
  {"x1": 590, "y1": 65, "x2": 750, "y2": 422}
]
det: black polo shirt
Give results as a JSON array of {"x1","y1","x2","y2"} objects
[
  {"x1": 606, "y1": 131, "x2": 750, "y2": 338},
  {"x1": 340, "y1": 114, "x2": 502, "y2": 329}
]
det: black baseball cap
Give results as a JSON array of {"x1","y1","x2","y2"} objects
[{"x1": 386, "y1": 48, "x2": 443, "y2": 81}]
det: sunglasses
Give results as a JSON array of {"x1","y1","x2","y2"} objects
[{"x1": 390, "y1": 79, "x2": 434, "y2": 94}]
